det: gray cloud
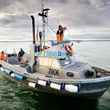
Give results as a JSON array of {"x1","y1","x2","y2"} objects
[
  {"x1": 0, "y1": 0, "x2": 110, "y2": 26},
  {"x1": 45, "y1": 0, "x2": 110, "y2": 28},
  {"x1": 0, "y1": 0, "x2": 14, "y2": 9},
  {"x1": 0, "y1": 0, "x2": 41, "y2": 14},
  {"x1": 0, "y1": 0, "x2": 110, "y2": 39}
]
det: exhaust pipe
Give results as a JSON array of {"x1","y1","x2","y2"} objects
[
  {"x1": 31, "y1": 16, "x2": 36, "y2": 44},
  {"x1": 30, "y1": 15, "x2": 36, "y2": 73}
]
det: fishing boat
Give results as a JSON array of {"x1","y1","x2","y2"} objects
[{"x1": 0, "y1": 7, "x2": 110, "y2": 100}]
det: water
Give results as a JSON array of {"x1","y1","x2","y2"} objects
[
  {"x1": 0, "y1": 41, "x2": 110, "y2": 110},
  {"x1": 0, "y1": 74, "x2": 39, "y2": 110},
  {"x1": 75, "y1": 41, "x2": 110, "y2": 70}
]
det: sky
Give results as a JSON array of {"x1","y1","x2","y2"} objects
[{"x1": 0, "y1": 0, "x2": 110, "y2": 41}]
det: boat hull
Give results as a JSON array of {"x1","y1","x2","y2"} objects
[
  {"x1": 31, "y1": 78, "x2": 109, "y2": 99},
  {"x1": 2, "y1": 72, "x2": 110, "y2": 99},
  {"x1": 0, "y1": 62, "x2": 110, "y2": 99}
]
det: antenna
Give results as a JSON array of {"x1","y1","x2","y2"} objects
[
  {"x1": 38, "y1": 0, "x2": 50, "y2": 47},
  {"x1": 41, "y1": 0, "x2": 44, "y2": 11}
]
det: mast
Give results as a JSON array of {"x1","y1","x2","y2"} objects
[{"x1": 38, "y1": 0, "x2": 50, "y2": 47}]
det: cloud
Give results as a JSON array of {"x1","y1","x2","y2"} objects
[
  {"x1": 0, "y1": 0, "x2": 110, "y2": 27},
  {"x1": 0, "y1": 0, "x2": 110, "y2": 40},
  {"x1": 0, "y1": 0, "x2": 41, "y2": 14},
  {"x1": 45, "y1": 0, "x2": 110, "y2": 28}
]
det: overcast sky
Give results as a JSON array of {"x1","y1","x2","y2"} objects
[{"x1": 0, "y1": 0, "x2": 110, "y2": 40}]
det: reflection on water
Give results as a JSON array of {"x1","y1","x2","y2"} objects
[
  {"x1": 38, "y1": 93, "x2": 98, "y2": 110},
  {"x1": 98, "y1": 90, "x2": 110, "y2": 110}
]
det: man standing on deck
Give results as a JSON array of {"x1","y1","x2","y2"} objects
[
  {"x1": 56, "y1": 25, "x2": 66, "y2": 43},
  {"x1": 56, "y1": 25, "x2": 66, "y2": 57}
]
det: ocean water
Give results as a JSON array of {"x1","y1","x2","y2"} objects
[
  {"x1": 76, "y1": 41, "x2": 110, "y2": 70},
  {"x1": 0, "y1": 41, "x2": 110, "y2": 110}
]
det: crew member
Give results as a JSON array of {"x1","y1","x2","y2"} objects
[
  {"x1": 18, "y1": 48, "x2": 25, "y2": 62},
  {"x1": 0, "y1": 51, "x2": 7, "y2": 61},
  {"x1": 64, "y1": 43, "x2": 74, "y2": 56},
  {"x1": 56, "y1": 25, "x2": 66, "y2": 43}
]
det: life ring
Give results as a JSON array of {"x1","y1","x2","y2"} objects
[{"x1": 64, "y1": 45, "x2": 73, "y2": 55}]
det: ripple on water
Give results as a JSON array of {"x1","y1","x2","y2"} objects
[
  {"x1": 98, "y1": 89, "x2": 110, "y2": 110},
  {"x1": 0, "y1": 71, "x2": 110, "y2": 110},
  {"x1": 0, "y1": 72, "x2": 39, "y2": 110}
]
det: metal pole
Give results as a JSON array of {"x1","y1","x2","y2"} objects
[
  {"x1": 31, "y1": 16, "x2": 36, "y2": 44},
  {"x1": 42, "y1": 15, "x2": 46, "y2": 47}
]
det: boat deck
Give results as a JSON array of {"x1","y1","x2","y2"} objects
[
  {"x1": 0, "y1": 61, "x2": 66, "y2": 80},
  {"x1": 1, "y1": 60, "x2": 110, "y2": 83}
]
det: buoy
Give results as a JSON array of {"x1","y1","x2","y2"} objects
[
  {"x1": 0, "y1": 67, "x2": 5, "y2": 72},
  {"x1": 50, "y1": 83, "x2": 61, "y2": 90},
  {"x1": 38, "y1": 80, "x2": 47, "y2": 86},
  {"x1": 10, "y1": 73, "x2": 15, "y2": 78},
  {"x1": 65, "y1": 84, "x2": 78, "y2": 93},
  {"x1": 15, "y1": 74, "x2": 25, "y2": 80},
  {"x1": 28, "y1": 82, "x2": 36, "y2": 88}
]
